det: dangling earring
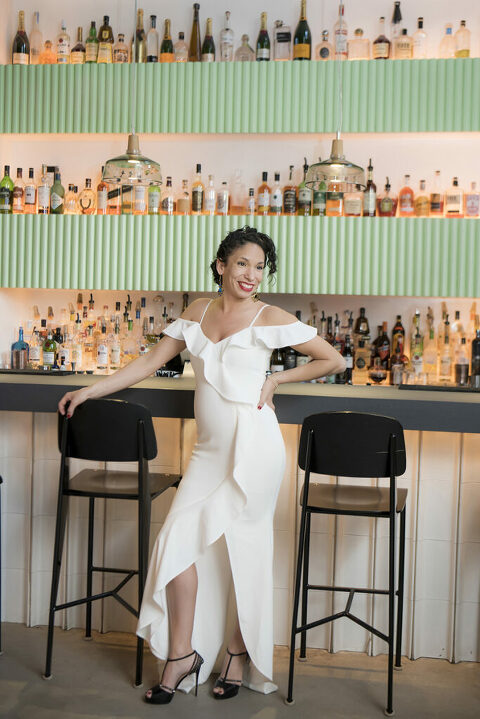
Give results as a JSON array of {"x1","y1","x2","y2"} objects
[
  {"x1": 217, "y1": 276, "x2": 223, "y2": 295},
  {"x1": 253, "y1": 289, "x2": 259, "y2": 302}
]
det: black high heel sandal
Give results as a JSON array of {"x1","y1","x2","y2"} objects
[
  {"x1": 213, "y1": 648, "x2": 250, "y2": 700},
  {"x1": 144, "y1": 650, "x2": 204, "y2": 704}
]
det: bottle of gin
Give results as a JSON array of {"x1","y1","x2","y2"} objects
[
  {"x1": 413, "y1": 17, "x2": 428, "y2": 59},
  {"x1": 191, "y1": 165, "x2": 205, "y2": 214},
  {"x1": 464, "y1": 182, "x2": 480, "y2": 218},
  {"x1": 78, "y1": 178, "x2": 96, "y2": 215},
  {"x1": 220, "y1": 11, "x2": 234, "y2": 61},
  {"x1": 148, "y1": 183, "x2": 161, "y2": 215},
  {"x1": 37, "y1": 165, "x2": 50, "y2": 215},
  {"x1": 445, "y1": 177, "x2": 464, "y2": 218},
  {"x1": 205, "y1": 175, "x2": 217, "y2": 215},
  {"x1": 64, "y1": 184, "x2": 77, "y2": 214},
  {"x1": 11, "y1": 327, "x2": 29, "y2": 369},
  {"x1": 393, "y1": 28, "x2": 413, "y2": 59},
  {"x1": 235, "y1": 34, "x2": 255, "y2": 61},
  {"x1": 217, "y1": 181, "x2": 229, "y2": 215},
  {"x1": 270, "y1": 173, "x2": 282, "y2": 215},
  {"x1": 439, "y1": 24, "x2": 455, "y2": 59}
]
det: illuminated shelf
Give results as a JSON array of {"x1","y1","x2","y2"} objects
[
  {"x1": 0, "y1": 214, "x2": 478, "y2": 296},
  {"x1": 0, "y1": 58, "x2": 479, "y2": 134}
]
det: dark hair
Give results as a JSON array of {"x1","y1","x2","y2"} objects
[{"x1": 210, "y1": 226, "x2": 277, "y2": 287}]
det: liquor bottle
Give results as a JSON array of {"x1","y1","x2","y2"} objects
[
  {"x1": 454, "y1": 337, "x2": 469, "y2": 386},
  {"x1": 11, "y1": 327, "x2": 29, "y2": 369},
  {"x1": 78, "y1": 179, "x2": 96, "y2": 215},
  {"x1": 205, "y1": 175, "x2": 216, "y2": 215},
  {"x1": 86, "y1": 22, "x2": 99, "y2": 63},
  {"x1": 283, "y1": 166, "x2": 297, "y2": 215},
  {"x1": 451, "y1": 310, "x2": 465, "y2": 351},
  {"x1": 293, "y1": 0, "x2": 311, "y2": 61},
  {"x1": 133, "y1": 185, "x2": 147, "y2": 215},
  {"x1": 192, "y1": 165, "x2": 204, "y2": 214},
  {"x1": 312, "y1": 175, "x2": 327, "y2": 216},
  {"x1": 96, "y1": 325, "x2": 109, "y2": 371},
  {"x1": 377, "y1": 178, "x2": 398, "y2": 217},
  {"x1": 445, "y1": 177, "x2": 464, "y2": 218},
  {"x1": 465, "y1": 182, "x2": 480, "y2": 218},
  {"x1": 439, "y1": 25, "x2": 455, "y2": 59},
  {"x1": 24, "y1": 168, "x2": 37, "y2": 214},
  {"x1": 413, "y1": 17, "x2": 427, "y2": 59},
  {"x1": 315, "y1": 30, "x2": 334, "y2": 60},
  {"x1": 284, "y1": 345, "x2": 297, "y2": 371},
  {"x1": 133, "y1": 9, "x2": 147, "y2": 62},
  {"x1": 423, "y1": 321, "x2": 437, "y2": 382},
  {"x1": 70, "y1": 27, "x2": 86, "y2": 64},
  {"x1": 378, "y1": 322, "x2": 391, "y2": 370},
  {"x1": 363, "y1": 159, "x2": 377, "y2": 217},
  {"x1": 159, "y1": 19, "x2": 174, "y2": 62},
  {"x1": 429, "y1": 170, "x2": 444, "y2": 216},
  {"x1": 270, "y1": 173, "x2": 282, "y2": 215},
  {"x1": 273, "y1": 20, "x2": 292, "y2": 61},
  {"x1": 391, "y1": 2, "x2": 402, "y2": 42},
  {"x1": 56, "y1": 21, "x2": 70, "y2": 64},
  {"x1": 0, "y1": 165, "x2": 14, "y2": 214},
  {"x1": 30, "y1": 11, "x2": 43, "y2": 65},
  {"x1": 373, "y1": 17, "x2": 391, "y2": 60},
  {"x1": 160, "y1": 176, "x2": 174, "y2": 215},
  {"x1": 189, "y1": 3, "x2": 202, "y2": 62},
  {"x1": 37, "y1": 165, "x2": 50, "y2": 214},
  {"x1": 353, "y1": 307, "x2": 370, "y2": 346},
  {"x1": 28, "y1": 328, "x2": 41, "y2": 368},
  {"x1": 231, "y1": 173, "x2": 247, "y2": 215},
  {"x1": 336, "y1": 335, "x2": 353, "y2": 384},
  {"x1": 113, "y1": 34, "x2": 129, "y2": 63},
  {"x1": 176, "y1": 179, "x2": 190, "y2": 215},
  {"x1": 470, "y1": 330, "x2": 480, "y2": 388},
  {"x1": 334, "y1": 3, "x2": 347, "y2": 60},
  {"x1": 256, "y1": 12, "x2": 270, "y2": 61},
  {"x1": 220, "y1": 11, "x2": 234, "y2": 61},
  {"x1": 174, "y1": 32, "x2": 188, "y2": 62},
  {"x1": 414, "y1": 179, "x2": 429, "y2": 217},
  {"x1": 257, "y1": 172, "x2": 271, "y2": 215},
  {"x1": 235, "y1": 34, "x2": 255, "y2": 61},
  {"x1": 270, "y1": 347, "x2": 285, "y2": 372},
  {"x1": 98, "y1": 16, "x2": 114, "y2": 63},
  {"x1": 64, "y1": 184, "x2": 77, "y2": 214},
  {"x1": 398, "y1": 175, "x2": 414, "y2": 216},
  {"x1": 147, "y1": 182, "x2": 161, "y2": 215},
  {"x1": 97, "y1": 169, "x2": 108, "y2": 215},
  {"x1": 438, "y1": 332, "x2": 453, "y2": 383},
  {"x1": 333, "y1": 314, "x2": 344, "y2": 356},
  {"x1": 247, "y1": 188, "x2": 255, "y2": 214},
  {"x1": 39, "y1": 40, "x2": 56, "y2": 64},
  {"x1": 347, "y1": 28, "x2": 370, "y2": 60},
  {"x1": 297, "y1": 158, "x2": 312, "y2": 216},
  {"x1": 343, "y1": 187, "x2": 363, "y2": 217},
  {"x1": 202, "y1": 18, "x2": 215, "y2": 61},
  {"x1": 144, "y1": 15, "x2": 159, "y2": 62},
  {"x1": 12, "y1": 168, "x2": 25, "y2": 214},
  {"x1": 394, "y1": 29, "x2": 412, "y2": 60},
  {"x1": 325, "y1": 182, "x2": 343, "y2": 217},
  {"x1": 217, "y1": 181, "x2": 229, "y2": 215},
  {"x1": 455, "y1": 20, "x2": 470, "y2": 58},
  {"x1": 42, "y1": 329, "x2": 57, "y2": 369},
  {"x1": 411, "y1": 313, "x2": 425, "y2": 375},
  {"x1": 12, "y1": 10, "x2": 30, "y2": 65},
  {"x1": 353, "y1": 339, "x2": 370, "y2": 383}
]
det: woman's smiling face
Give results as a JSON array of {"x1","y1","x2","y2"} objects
[{"x1": 217, "y1": 242, "x2": 265, "y2": 300}]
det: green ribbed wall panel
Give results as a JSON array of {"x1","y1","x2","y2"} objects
[
  {"x1": 1, "y1": 59, "x2": 479, "y2": 134},
  {"x1": 0, "y1": 216, "x2": 479, "y2": 297}
]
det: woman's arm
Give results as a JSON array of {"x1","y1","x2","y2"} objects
[{"x1": 274, "y1": 335, "x2": 346, "y2": 385}]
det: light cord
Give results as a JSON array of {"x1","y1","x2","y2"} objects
[
  {"x1": 130, "y1": 0, "x2": 137, "y2": 135},
  {"x1": 336, "y1": 1, "x2": 344, "y2": 140}
]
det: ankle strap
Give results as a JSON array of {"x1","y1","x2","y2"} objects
[
  {"x1": 226, "y1": 648, "x2": 248, "y2": 657},
  {"x1": 166, "y1": 650, "x2": 196, "y2": 662}
]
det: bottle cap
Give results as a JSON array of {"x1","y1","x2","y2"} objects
[
  {"x1": 179, "y1": 32, "x2": 184, "y2": 39},
  {"x1": 196, "y1": 163, "x2": 201, "y2": 173},
  {"x1": 401, "y1": 28, "x2": 408, "y2": 35},
  {"x1": 262, "y1": 171, "x2": 268, "y2": 181},
  {"x1": 274, "y1": 173, "x2": 280, "y2": 181},
  {"x1": 104, "y1": 15, "x2": 109, "y2": 23}
]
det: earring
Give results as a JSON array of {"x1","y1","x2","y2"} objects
[
  {"x1": 253, "y1": 289, "x2": 259, "y2": 302},
  {"x1": 217, "y1": 276, "x2": 223, "y2": 295}
]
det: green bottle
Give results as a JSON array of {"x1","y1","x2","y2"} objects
[
  {"x1": 42, "y1": 329, "x2": 57, "y2": 369},
  {"x1": 50, "y1": 170, "x2": 65, "y2": 214},
  {"x1": 297, "y1": 157, "x2": 312, "y2": 216},
  {"x1": 201, "y1": 18, "x2": 215, "y2": 61},
  {"x1": 85, "y1": 21, "x2": 99, "y2": 63},
  {"x1": 293, "y1": 0, "x2": 312, "y2": 60},
  {"x1": 256, "y1": 12, "x2": 270, "y2": 61},
  {"x1": 0, "y1": 165, "x2": 14, "y2": 214}
]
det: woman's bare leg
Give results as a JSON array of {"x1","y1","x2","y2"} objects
[
  {"x1": 213, "y1": 613, "x2": 248, "y2": 696},
  {"x1": 145, "y1": 563, "x2": 198, "y2": 697}
]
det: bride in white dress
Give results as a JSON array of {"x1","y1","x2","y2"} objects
[{"x1": 59, "y1": 226, "x2": 345, "y2": 705}]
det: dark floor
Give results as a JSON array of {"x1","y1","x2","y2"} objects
[{"x1": 0, "y1": 623, "x2": 478, "y2": 719}]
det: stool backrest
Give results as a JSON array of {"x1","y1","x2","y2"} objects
[
  {"x1": 57, "y1": 399, "x2": 157, "y2": 461},
  {"x1": 299, "y1": 411, "x2": 406, "y2": 478}
]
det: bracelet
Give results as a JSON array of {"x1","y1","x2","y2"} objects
[{"x1": 266, "y1": 373, "x2": 279, "y2": 391}]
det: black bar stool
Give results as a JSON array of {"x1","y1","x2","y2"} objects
[
  {"x1": 0, "y1": 474, "x2": 3, "y2": 655},
  {"x1": 43, "y1": 399, "x2": 181, "y2": 686},
  {"x1": 285, "y1": 411, "x2": 407, "y2": 717}
]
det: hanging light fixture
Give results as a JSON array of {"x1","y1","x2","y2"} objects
[
  {"x1": 102, "y1": 0, "x2": 161, "y2": 190},
  {"x1": 306, "y1": 2, "x2": 365, "y2": 193}
]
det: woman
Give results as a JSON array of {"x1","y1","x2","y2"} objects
[{"x1": 58, "y1": 226, "x2": 345, "y2": 704}]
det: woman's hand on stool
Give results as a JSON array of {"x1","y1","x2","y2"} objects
[{"x1": 58, "y1": 388, "x2": 90, "y2": 418}]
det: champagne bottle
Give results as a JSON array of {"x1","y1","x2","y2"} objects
[
  {"x1": 293, "y1": 0, "x2": 311, "y2": 60},
  {"x1": 201, "y1": 18, "x2": 215, "y2": 61},
  {"x1": 12, "y1": 10, "x2": 30, "y2": 65},
  {"x1": 189, "y1": 3, "x2": 202, "y2": 62},
  {"x1": 132, "y1": 9, "x2": 146, "y2": 63},
  {"x1": 160, "y1": 19, "x2": 174, "y2": 62},
  {"x1": 256, "y1": 12, "x2": 270, "y2": 61}
]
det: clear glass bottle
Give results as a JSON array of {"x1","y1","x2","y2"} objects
[
  {"x1": 160, "y1": 19, "x2": 174, "y2": 62},
  {"x1": 28, "y1": 328, "x2": 41, "y2": 368},
  {"x1": 78, "y1": 178, "x2": 96, "y2": 215},
  {"x1": 235, "y1": 34, "x2": 255, "y2": 61},
  {"x1": 256, "y1": 12, "x2": 270, "y2": 61},
  {"x1": 147, "y1": 15, "x2": 159, "y2": 62},
  {"x1": 56, "y1": 21, "x2": 70, "y2": 64},
  {"x1": 113, "y1": 33, "x2": 129, "y2": 63},
  {"x1": 257, "y1": 172, "x2": 271, "y2": 215},
  {"x1": 429, "y1": 170, "x2": 444, "y2": 216},
  {"x1": 376, "y1": 178, "x2": 398, "y2": 217},
  {"x1": 273, "y1": 20, "x2": 292, "y2": 61},
  {"x1": 270, "y1": 173, "x2": 282, "y2": 215},
  {"x1": 97, "y1": 15, "x2": 114, "y2": 63},
  {"x1": 217, "y1": 181, "x2": 229, "y2": 215},
  {"x1": 325, "y1": 182, "x2": 344, "y2": 216},
  {"x1": 348, "y1": 28, "x2": 370, "y2": 60},
  {"x1": 24, "y1": 168, "x2": 37, "y2": 214},
  {"x1": 148, "y1": 183, "x2": 161, "y2": 215},
  {"x1": 37, "y1": 164, "x2": 50, "y2": 214},
  {"x1": 192, "y1": 165, "x2": 204, "y2": 214},
  {"x1": 177, "y1": 180, "x2": 190, "y2": 215},
  {"x1": 12, "y1": 10, "x2": 30, "y2": 65},
  {"x1": 363, "y1": 158, "x2": 376, "y2": 217},
  {"x1": 220, "y1": 11, "x2": 234, "y2": 61},
  {"x1": 85, "y1": 21, "x2": 99, "y2": 63},
  {"x1": 161, "y1": 176, "x2": 175, "y2": 215},
  {"x1": 39, "y1": 39, "x2": 56, "y2": 64},
  {"x1": 445, "y1": 177, "x2": 464, "y2": 218},
  {"x1": 414, "y1": 179, "x2": 429, "y2": 217},
  {"x1": 107, "y1": 186, "x2": 121, "y2": 215},
  {"x1": 372, "y1": 17, "x2": 390, "y2": 60},
  {"x1": 97, "y1": 168, "x2": 108, "y2": 215},
  {"x1": 64, "y1": 184, "x2": 77, "y2": 214},
  {"x1": 133, "y1": 184, "x2": 147, "y2": 215},
  {"x1": 30, "y1": 11, "x2": 43, "y2": 65},
  {"x1": 413, "y1": 17, "x2": 428, "y2": 59},
  {"x1": 465, "y1": 181, "x2": 480, "y2": 218},
  {"x1": 247, "y1": 188, "x2": 255, "y2": 214},
  {"x1": 438, "y1": 333, "x2": 453, "y2": 383},
  {"x1": 50, "y1": 170, "x2": 65, "y2": 214},
  {"x1": 315, "y1": 30, "x2": 334, "y2": 60},
  {"x1": 174, "y1": 32, "x2": 189, "y2": 62},
  {"x1": 205, "y1": 175, "x2": 217, "y2": 215},
  {"x1": 201, "y1": 18, "x2": 215, "y2": 61},
  {"x1": 393, "y1": 28, "x2": 413, "y2": 59},
  {"x1": 455, "y1": 20, "x2": 470, "y2": 58},
  {"x1": 230, "y1": 169, "x2": 247, "y2": 214},
  {"x1": 343, "y1": 188, "x2": 363, "y2": 217},
  {"x1": 334, "y1": 3, "x2": 348, "y2": 60},
  {"x1": 439, "y1": 24, "x2": 455, "y2": 59},
  {"x1": 398, "y1": 174, "x2": 415, "y2": 216},
  {"x1": 12, "y1": 168, "x2": 25, "y2": 214}
]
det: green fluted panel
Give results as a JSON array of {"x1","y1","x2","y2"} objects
[
  {"x1": 1, "y1": 59, "x2": 480, "y2": 134},
  {"x1": 1, "y1": 216, "x2": 479, "y2": 296}
]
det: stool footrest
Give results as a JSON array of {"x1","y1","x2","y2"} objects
[
  {"x1": 91, "y1": 565, "x2": 139, "y2": 575},
  {"x1": 308, "y1": 583, "x2": 390, "y2": 596},
  {"x1": 54, "y1": 571, "x2": 136, "y2": 613}
]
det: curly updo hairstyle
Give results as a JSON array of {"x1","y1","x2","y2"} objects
[{"x1": 210, "y1": 226, "x2": 277, "y2": 288}]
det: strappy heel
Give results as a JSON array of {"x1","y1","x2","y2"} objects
[
  {"x1": 213, "y1": 648, "x2": 250, "y2": 700},
  {"x1": 144, "y1": 649, "x2": 204, "y2": 704}
]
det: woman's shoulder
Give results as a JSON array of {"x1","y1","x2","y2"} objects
[
  {"x1": 256, "y1": 304, "x2": 298, "y2": 327},
  {"x1": 181, "y1": 297, "x2": 212, "y2": 322}
]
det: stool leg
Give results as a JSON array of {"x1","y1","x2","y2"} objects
[
  {"x1": 286, "y1": 503, "x2": 308, "y2": 704},
  {"x1": 44, "y1": 491, "x2": 69, "y2": 678},
  {"x1": 0, "y1": 482, "x2": 2, "y2": 655},
  {"x1": 299, "y1": 511, "x2": 311, "y2": 660},
  {"x1": 395, "y1": 508, "x2": 406, "y2": 669},
  {"x1": 135, "y1": 490, "x2": 151, "y2": 687},
  {"x1": 85, "y1": 498, "x2": 95, "y2": 639},
  {"x1": 385, "y1": 509, "x2": 396, "y2": 716}
]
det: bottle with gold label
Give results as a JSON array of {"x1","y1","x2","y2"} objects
[
  {"x1": 70, "y1": 27, "x2": 85, "y2": 64},
  {"x1": 85, "y1": 21, "x2": 98, "y2": 63},
  {"x1": 414, "y1": 180, "x2": 429, "y2": 217},
  {"x1": 97, "y1": 16, "x2": 114, "y2": 63},
  {"x1": 257, "y1": 172, "x2": 271, "y2": 215},
  {"x1": 160, "y1": 19, "x2": 174, "y2": 62},
  {"x1": 376, "y1": 178, "x2": 398, "y2": 217},
  {"x1": 372, "y1": 16, "x2": 390, "y2": 59},
  {"x1": 201, "y1": 18, "x2": 215, "y2": 61},
  {"x1": 12, "y1": 10, "x2": 30, "y2": 65},
  {"x1": 455, "y1": 20, "x2": 470, "y2": 58},
  {"x1": 293, "y1": 0, "x2": 311, "y2": 60}
]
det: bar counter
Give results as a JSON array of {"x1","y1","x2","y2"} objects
[{"x1": 1, "y1": 373, "x2": 480, "y2": 433}]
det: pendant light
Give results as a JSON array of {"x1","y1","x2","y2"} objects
[
  {"x1": 306, "y1": 2, "x2": 365, "y2": 193},
  {"x1": 102, "y1": 0, "x2": 161, "y2": 189}
]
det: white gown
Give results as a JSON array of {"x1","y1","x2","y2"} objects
[{"x1": 137, "y1": 301, "x2": 316, "y2": 693}]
